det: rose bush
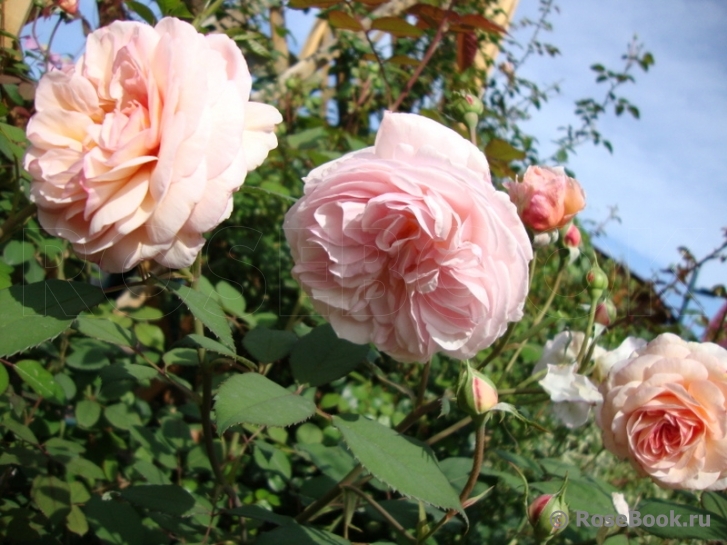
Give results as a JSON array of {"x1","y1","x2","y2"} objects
[
  {"x1": 505, "y1": 165, "x2": 586, "y2": 232},
  {"x1": 598, "y1": 333, "x2": 727, "y2": 490},
  {"x1": 284, "y1": 112, "x2": 532, "y2": 363},
  {"x1": 24, "y1": 17, "x2": 282, "y2": 272}
]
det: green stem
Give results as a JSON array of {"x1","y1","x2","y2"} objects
[
  {"x1": 342, "y1": 485, "x2": 417, "y2": 544},
  {"x1": 192, "y1": 0, "x2": 227, "y2": 29},
  {"x1": 416, "y1": 359, "x2": 431, "y2": 407},
  {"x1": 0, "y1": 203, "x2": 37, "y2": 244},
  {"x1": 295, "y1": 465, "x2": 364, "y2": 523},
  {"x1": 576, "y1": 297, "x2": 599, "y2": 367}
]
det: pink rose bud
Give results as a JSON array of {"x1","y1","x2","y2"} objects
[
  {"x1": 528, "y1": 488, "x2": 568, "y2": 542},
  {"x1": 563, "y1": 224, "x2": 581, "y2": 248},
  {"x1": 57, "y1": 0, "x2": 79, "y2": 15},
  {"x1": 456, "y1": 362, "x2": 498, "y2": 417},
  {"x1": 505, "y1": 166, "x2": 586, "y2": 233},
  {"x1": 594, "y1": 299, "x2": 617, "y2": 327}
]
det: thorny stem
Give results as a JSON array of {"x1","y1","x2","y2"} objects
[
  {"x1": 390, "y1": 1, "x2": 455, "y2": 112},
  {"x1": 416, "y1": 359, "x2": 431, "y2": 407},
  {"x1": 0, "y1": 203, "x2": 37, "y2": 244},
  {"x1": 192, "y1": 253, "x2": 242, "y2": 511},
  {"x1": 295, "y1": 466, "x2": 365, "y2": 523}
]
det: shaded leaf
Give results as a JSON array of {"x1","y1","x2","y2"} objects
[
  {"x1": 243, "y1": 328, "x2": 297, "y2": 363},
  {"x1": 0, "y1": 281, "x2": 106, "y2": 357},
  {"x1": 257, "y1": 524, "x2": 351, "y2": 545},
  {"x1": 75, "y1": 316, "x2": 136, "y2": 347},
  {"x1": 638, "y1": 499, "x2": 727, "y2": 540},
  {"x1": 85, "y1": 495, "x2": 144, "y2": 545},
  {"x1": 290, "y1": 324, "x2": 368, "y2": 386},
  {"x1": 32, "y1": 475, "x2": 71, "y2": 524},
  {"x1": 120, "y1": 485, "x2": 195, "y2": 516},
  {"x1": 15, "y1": 360, "x2": 63, "y2": 401}
]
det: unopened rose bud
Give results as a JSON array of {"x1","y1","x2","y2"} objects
[
  {"x1": 505, "y1": 166, "x2": 586, "y2": 233},
  {"x1": 584, "y1": 260, "x2": 608, "y2": 302},
  {"x1": 456, "y1": 362, "x2": 498, "y2": 417},
  {"x1": 452, "y1": 92, "x2": 484, "y2": 136},
  {"x1": 594, "y1": 299, "x2": 616, "y2": 327},
  {"x1": 528, "y1": 490, "x2": 568, "y2": 542},
  {"x1": 563, "y1": 224, "x2": 581, "y2": 248}
]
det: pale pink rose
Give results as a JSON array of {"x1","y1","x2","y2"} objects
[
  {"x1": 505, "y1": 166, "x2": 586, "y2": 232},
  {"x1": 25, "y1": 18, "x2": 282, "y2": 273},
  {"x1": 598, "y1": 333, "x2": 727, "y2": 490},
  {"x1": 284, "y1": 112, "x2": 532, "y2": 363}
]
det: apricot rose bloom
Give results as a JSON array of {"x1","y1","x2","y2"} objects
[
  {"x1": 284, "y1": 112, "x2": 532, "y2": 363},
  {"x1": 25, "y1": 18, "x2": 282, "y2": 272},
  {"x1": 598, "y1": 333, "x2": 727, "y2": 490},
  {"x1": 504, "y1": 166, "x2": 585, "y2": 232}
]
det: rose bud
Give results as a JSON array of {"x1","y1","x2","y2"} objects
[
  {"x1": 528, "y1": 486, "x2": 568, "y2": 542},
  {"x1": 57, "y1": 0, "x2": 79, "y2": 15},
  {"x1": 594, "y1": 299, "x2": 617, "y2": 327},
  {"x1": 584, "y1": 260, "x2": 608, "y2": 302},
  {"x1": 451, "y1": 91, "x2": 484, "y2": 137},
  {"x1": 456, "y1": 362, "x2": 498, "y2": 417},
  {"x1": 505, "y1": 166, "x2": 586, "y2": 233},
  {"x1": 563, "y1": 223, "x2": 581, "y2": 248}
]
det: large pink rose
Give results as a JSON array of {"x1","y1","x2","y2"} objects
[
  {"x1": 283, "y1": 112, "x2": 532, "y2": 363},
  {"x1": 24, "y1": 18, "x2": 282, "y2": 272},
  {"x1": 598, "y1": 333, "x2": 727, "y2": 490}
]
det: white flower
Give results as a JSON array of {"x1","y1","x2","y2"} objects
[
  {"x1": 611, "y1": 492, "x2": 630, "y2": 518},
  {"x1": 533, "y1": 331, "x2": 605, "y2": 375},
  {"x1": 539, "y1": 363, "x2": 602, "y2": 428},
  {"x1": 592, "y1": 336, "x2": 647, "y2": 382}
]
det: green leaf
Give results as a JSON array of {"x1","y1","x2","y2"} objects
[
  {"x1": 85, "y1": 495, "x2": 144, "y2": 545},
  {"x1": 254, "y1": 442, "x2": 292, "y2": 480},
  {"x1": 169, "y1": 284, "x2": 234, "y2": 350},
  {"x1": 104, "y1": 403, "x2": 142, "y2": 430},
  {"x1": 487, "y1": 402, "x2": 548, "y2": 432},
  {"x1": 215, "y1": 373, "x2": 316, "y2": 432},
  {"x1": 119, "y1": 485, "x2": 195, "y2": 516},
  {"x1": 0, "y1": 280, "x2": 106, "y2": 357},
  {"x1": 290, "y1": 324, "x2": 368, "y2": 386},
  {"x1": 3, "y1": 240, "x2": 35, "y2": 265},
  {"x1": 125, "y1": 0, "x2": 158, "y2": 25},
  {"x1": 31, "y1": 475, "x2": 72, "y2": 524},
  {"x1": 75, "y1": 399, "x2": 102, "y2": 429},
  {"x1": 75, "y1": 316, "x2": 136, "y2": 347},
  {"x1": 484, "y1": 138, "x2": 526, "y2": 162},
  {"x1": 66, "y1": 457, "x2": 106, "y2": 482},
  {"x1": 215, "y1": 280, "x2": 246, "y2": 318},
  {"x1": 133, "y1": 460, "x2": 171, "y2": 485},
  {"x1": 243, "y1": 328, "x2": 297, "y2": 363},
  {"x1": 177, "y1": 333, "x2": 236, "y2": 358},
  {"x1": 256, "y1": 524, "x2": 351, "y2": 545},
  {"x1": 156, "y1": 0, "x2": 193, "y2": 17},
  {"x1": 1, "y1": 417, "x2": 39, "y2": 445},
  {"x1": 162, "y1": 348, "x2": 199, "y2": 366},
  {"x1": 371, "y1": 16, "x2": 424, "y2": 38},
  {"x1": 14, "y1": 360, "x2": 64, "y2": 401},
  {"x1": 332, "y1": 415, "x2": 462, "y2": 513},
  {"x1": 637, "y1": 499, "x2": 727, "y2": 540},
  {"x1": 702, "y1": 492, "x2": 727, "y2": 520},
  {"x1": 0, "y1": 363, "x2": 8, "y2": 395},
  {"x1": 298, "y1": 443, "x2": 356, "y2": 481},
  {"x1": 66, "y1": 505, "x2": 89, "y2": 536}
]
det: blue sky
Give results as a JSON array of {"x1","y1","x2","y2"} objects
[
  {"x1": 23, "y1": 0, "x2": 727, "y2": 326},
  {"x1": 510, "y1": 0, "x2": 727, "y2": 325}
]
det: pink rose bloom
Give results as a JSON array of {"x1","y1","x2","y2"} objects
[
  {"x1": 505, "y1": 166, "x2": 586, "y2": 232},
  {"x1": 25, "y1": 18, "x2": 282, "y2": 272},
  {"x1": 598, "y1": 333, "x2": 727, "y2": 490},
  {"x1": 284, "y1": 112, "x2": 532, "y2": 363}
]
